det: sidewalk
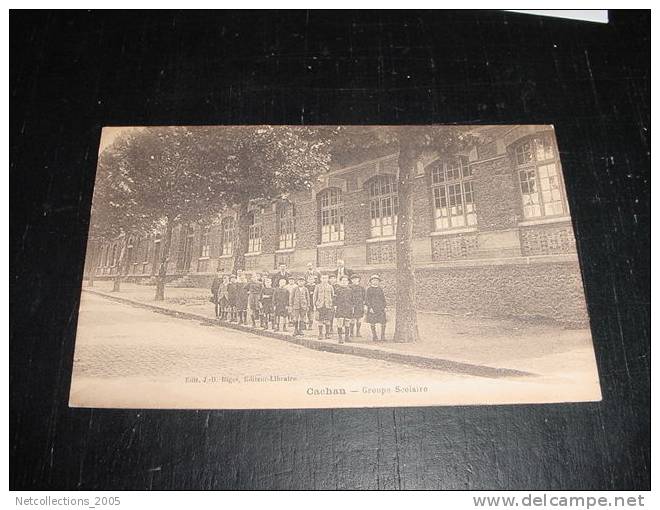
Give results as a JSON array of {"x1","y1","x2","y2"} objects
[{"x1": 81, "y1": 281, "x2": 599, "y2": 381}]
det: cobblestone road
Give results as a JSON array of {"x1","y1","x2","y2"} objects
[
  {"x1": 73, "y1": 293, "x2": 466, "y2": 381},
  {"x1": 70, "y1": 293, "x2": 601, "y2": 409}
]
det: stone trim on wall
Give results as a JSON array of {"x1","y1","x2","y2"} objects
[
  {"x1": 366, "y1": 240, "x2": 396, "y2": 265},
  {"x1": 317, "y1": 244, "x2": 344, "y2": 268},
  {"x1": 274, "y1": 251, "x2": 294, "y2": 269},
  {"x1": 431, "y1": 233, "x2": 480, "y2": 261},
  {"x1": 520, "y1": 222, "x2": 577, "y2": 256}
]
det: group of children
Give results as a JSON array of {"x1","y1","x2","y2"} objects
[{"x1": 210, "y1": 269, "x2": 388, "y2": 343}]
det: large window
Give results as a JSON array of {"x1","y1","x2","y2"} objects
[
  {"x1": 221, "y1": 217, "x2": 235, "y2": 256},
  {"x1": 111, "y1": 244, "x2": 118, "y2": 267},
  {"x1": 278, "y1": 201, "x2": 296, "y2": 249},
  {"x1": 430, "y1": 156, "x2": 477, "y2": 230},
  {"x1": 247, "y1": 210, "x2": 262, "y2": 253},
  {"x1": 515, "y1": 134, "x2": 568, "y2": 219},
  {"x1": 368, "y1": 175, "x2": 398, "y2": 238},
  {"x1": 200, "y1": 226, "x2": 210, "y2": 257},
  {"x1": 98, "y1": 245, "x2": 106, "y2": 267},
  {"x1": 319, "y1": 188, "x2": 344, "y2": 243},
  {"x1": 152, "y1": 238, "x2": 161, "y2": 275}
]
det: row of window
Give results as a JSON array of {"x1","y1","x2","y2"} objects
[
  {"x1": 99, "y1": 236, "x2": 160, "y2": 269},
  {"x1": 98, "y1": 134, "x2": 568, "y2": 265}
]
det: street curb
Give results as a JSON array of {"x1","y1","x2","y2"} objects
[{"x1": 82, "y1": 289, "x2": 538, "y2": 379}]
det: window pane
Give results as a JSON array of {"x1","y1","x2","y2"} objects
[
  {"x1": 446, "y1": 161, "x2": 460, "y2": 180},
  {"x1": 536, "y1": 137, "x2": 555, "y2": 161},
  {"x1": 516, "y1": 142, "x2": 533, "y2": 165},
  {"x1": 367, "y1": 176, "x2": 397, "y2": 237},
  {"x1": 431, "y1": 165, "x2": 444, "y2": 184},
  {"x1": 319, "y1": 189, "x2": 344, "y2": 244},
  {"x1": 462, "y1": 159, "x2": 473, "y2": 177}
]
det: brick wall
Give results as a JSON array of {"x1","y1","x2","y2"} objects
[
  {"x1": 293, "y1": 191, "x2": 318, "y2": 250},
  {"x1": 471, "y1": 156, "x2": 522, "y2": 231},
  {"x1": 260, "y1": 205, "x2": 277, "y2": 257},
  {"x1": 343, "y1": 188, "x2": 370, "y2": 245},
  {"x1": 415, "y1": 262, "x2": 588, "y2": 326},
  {"x1": 431, "y1": 233, "x2": 480, "y2": 261},
  {"x1": 350, "y1": 261, "x2": 589, "y2": 327},
  {"x1": 412, "y1": 173, "x2": 433, "y2": 238}
]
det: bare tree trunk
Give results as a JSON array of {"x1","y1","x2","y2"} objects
[
  {"x1": 155, "y1": 218, "x2": 174, "y2": 301},
  {"x1": 112, "y1": 238, "x2": 126, "y2": 292},
  {"x1": 232, "y1": 201, "x2": 250, "y2": 272},
  {"x1": 393, "y1": 142, "x2": 420, "y2": 343},
  {"x1": 87, "y1": 240, "x2": 99, "y2": 288}
]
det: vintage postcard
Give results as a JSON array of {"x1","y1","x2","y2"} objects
[{"x1": 70, "y1": 125, "x2": 601, "y2": 409}]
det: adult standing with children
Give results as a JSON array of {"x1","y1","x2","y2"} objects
[{"x1": 365, "y1": 274, "x2": 387, "y2": 342}]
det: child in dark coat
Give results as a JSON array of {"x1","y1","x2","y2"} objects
[
  {"x1": 305, "y1": 274, "x2": 317, "y2": 330},
  {"x1": 333, "y1": 275, "x2": 353, "y2": 343},
  {"x1": 226, "y1": 274, "x2": 239, "y2": 322},
  {"x1": 235, "y1": 274, "x2": 249, "y2": 325},
  {"x1": 365, "y1": 274, "x2": 387, "y2": 341},
  {"x1": 210, "y1": 272, "x2": 221, "y2": 318},
  {"x1": 246, "y1": 273, "x2": 263, "y2": 327},
  {"x1": 273, "y1": 279, "x2": 290, "y2": 332},
  {"x1": 260, "y1": 277, "x2": 275, "y2": 329},
  {"x1": 349, "y1": 274, "x2": 366, "y2": 338},
  {"x1": 327, "y1": 273, "x2": 338, "y2": 335},
  {"x1": 218, "y1": 275, "x2": 230, "y2": 320}
]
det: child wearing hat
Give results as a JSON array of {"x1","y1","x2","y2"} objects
[
  {"x1": 333, "y1": 275, "x2": 353, "y2": 343},
  {"x1": 246, "y1": 272, "x2": 263, "y2": 327},
  {"x1": 327, "y1": 273, "x2": 338, "y2": 335},
  {"x1": 285, "y1": 276, "x2": 298, "y2": 328},
  {"x1": 365, "y1": 274, "x2": 387, "y2": 341},
  {"x1": 210, "y1": 270, "x2": 222, "y2": 318},
  {"x1": 226, "y1": 274, "x2": 239, "y2": 323},
  {"x1": 349, "y1": 274, "x2": 366, "y2": 338},
  {"x1": 259, "y1": 276, "x2": 274, "y2": 329},
  {"x1": 217, "y1": 274, "x2": 230, "y2": 321},
  {"x1": 305, "y1": 274, "x2": 317, "y2": 330},
  {"x1": 289, "y1": 276, "x2": 311, "y2": 336},
  {"x1": 313, "y1": 273, "x2": 335, "y2": 340},
  {"x1": 235, "y1": 272, "x2": 249, "y2": 325},
  {"x1": 273, "y1": 279, "x2": 290, "y2": 332}
]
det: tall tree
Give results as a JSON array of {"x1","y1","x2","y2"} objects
[
  {"x1": 92, "y1": 126, "x2": 330, "y2": 300},
  {"x1": 324, "y1": 126, "x2": 481, "y2": 343},
  {"x1": 93, "y1": 127, "x2": 229, "y2": 300},
  {"x1": 89, "y1": 134, "x2": 144, "y2": 292},
  {"x1": 200, "y1": 126, "x2": 331, "y2": 271}
]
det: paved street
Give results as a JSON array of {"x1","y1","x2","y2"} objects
[
  {"x1": 73, "y1": 293, "x2": 461, "y2": 381},
  {"x1": 70, "y1": 293, "x2": 602, "y2": 409},
  {"x1": 83, "y1": 281, "x2": 601, "y2": 379}
]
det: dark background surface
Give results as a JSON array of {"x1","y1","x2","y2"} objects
[{"x1": 10, "y1": 10, "x2": 650, "y2": 490}]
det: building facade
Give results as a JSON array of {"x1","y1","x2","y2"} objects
[{"x1": 90, "y1": 125, "x2": 590, "y2": 326}]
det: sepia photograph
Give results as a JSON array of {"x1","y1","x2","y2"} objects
[{"x1": 70, "y1": 124, "x2": 601, "y2": 409}]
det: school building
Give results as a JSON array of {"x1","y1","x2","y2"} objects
[{"x1": 90, "y1": 125, "x2": 590, "y2": 326}]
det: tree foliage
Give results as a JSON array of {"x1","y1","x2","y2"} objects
[
  {"x1": 92, "y1": 126, "x2": 332, "y2": 297},
  {"x1": 321, "y1": 126, "x2": 484, "y2": 343}
]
